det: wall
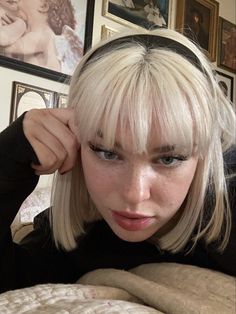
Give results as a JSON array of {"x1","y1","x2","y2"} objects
[
  {"x1": 0, "y1": 0, "x2": 235, "y2": 131},
  {"x1": 0, "y1": 68, "x2": 69, "y2": 131},
  {"x1": 92, "y1": 0, "x2": 236, "y2": 99}
]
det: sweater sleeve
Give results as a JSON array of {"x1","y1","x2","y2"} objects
[
  {"x1": 0, "y1": 113, "x2": 39, "y2": 237},
  {"x1": 0, "y1": 115, "x2": 77, "y2": 293}
]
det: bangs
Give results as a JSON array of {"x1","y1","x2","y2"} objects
[{"x1": 72, "y1": 46, "x2": 215, "y2": 157}]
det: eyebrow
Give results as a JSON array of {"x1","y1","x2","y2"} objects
[
  {"x1": 96, "y1": 130, "x2": 176, "y2": 153},
  {"x1": 152, "y1": 145, "x2": 176, "y2": 153}
]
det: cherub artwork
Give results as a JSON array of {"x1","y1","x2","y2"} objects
[
  {"x1": 0, "y1": 0, "x2": 26, "y2": 47},
  {"x1": 0, "y1": 0, "x2": 87, "y2": 76}
]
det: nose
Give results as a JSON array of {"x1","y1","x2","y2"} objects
[{"x1": 121, "y1": 165, "x2": 151, "y2": 206}]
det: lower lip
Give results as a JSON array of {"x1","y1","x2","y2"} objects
[{"x1": 111, "y1": 211, "x2": 155, "y2": 231}]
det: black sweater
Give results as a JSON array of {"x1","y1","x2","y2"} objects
[{"x1": 0, "y1": 115, "x2": 235, "y2": 294}]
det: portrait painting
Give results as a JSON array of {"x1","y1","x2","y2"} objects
[
  {"x1": 217, "y1": 18, "x2": 236, "y2": 74},
  {"x1": 176, "y1": 0, "x2": 218, "y2": 61},
  {"x1": 0, "y1": 0, "x2": 95, "y2": 81},
  {"x1": 103, "y1": 0, "x2": 171, "y2": 30},
  {"x1": 215, "y1": 70, "x2": 234, "y2": 102}
]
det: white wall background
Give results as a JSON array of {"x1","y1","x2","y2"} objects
[{"x1": 0, "y1": 0, "x2": 235, "y2": 133}]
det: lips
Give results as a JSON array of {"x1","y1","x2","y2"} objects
[{"x1": 111, "y1": 210, "x2": 155, "y2": 231}]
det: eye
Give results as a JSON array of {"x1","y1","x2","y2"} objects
[
  {"x1": 89, "y1": 143, "x2": 119, "y2": 161},
  {"x1": 154, "y1": 155, "x2": 188, "y2": 167},
  {"x1": 160, "y1": 157, "x2": 176, "y2": 165}
]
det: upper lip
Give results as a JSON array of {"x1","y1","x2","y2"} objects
[{"x1": 112, "y1": 210, "x2": 153, "y2": 219}]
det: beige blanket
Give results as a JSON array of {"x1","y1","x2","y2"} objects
[{"x1": 0, "y1": 263, "x2": 235, "y2": 313}]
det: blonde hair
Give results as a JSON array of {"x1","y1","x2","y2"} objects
[{"x1": 50, "y1": 28, "x2": 236, "y2": 252}]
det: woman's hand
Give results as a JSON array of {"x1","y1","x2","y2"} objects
[{"x1": 23, "y1": 108, "x2": 79, "y2": 175}]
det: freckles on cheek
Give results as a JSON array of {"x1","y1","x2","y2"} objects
[
  {"x1": 157, "y1": 171, "x2": 194, "y2": 207},
  {"x1": 81, "y1": 150, "x2": 115, "y2": 197}
]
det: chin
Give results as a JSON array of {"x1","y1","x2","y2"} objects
[{"x1": 112, "y1": 226, "x2": 154, "y2": 243}]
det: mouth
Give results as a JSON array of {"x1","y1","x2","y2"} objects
[{"x1": 111, "y1": 210, "x2": 155, "y2": 231}]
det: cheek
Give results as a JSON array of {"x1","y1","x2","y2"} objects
[
  {"x1": 81, "y1": 149, "x2": 117, "y2": 202},
  {"x1": 153, "y1": 160, "x2": 197, "y2": 210}
]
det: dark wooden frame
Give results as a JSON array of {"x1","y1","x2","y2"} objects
[
  {"x1": 10, "y1": 82, "x2": 56, "y2": 123},
  {"x1": 176, "y1": 0, "x2": 219, "y2": 61},
  {"x1": 0, "y1": 0, "x2": 95, "y2": 83},
  {"x1": 215, "y1": 70, "x2": 234, "y2": 102}
]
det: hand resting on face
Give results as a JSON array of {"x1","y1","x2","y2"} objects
[{"x1": 23, "y1": 108, "x2": 79, "y2": 176}]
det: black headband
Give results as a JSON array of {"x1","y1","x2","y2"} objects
[{"x1": 85, "y1": 34, "x2": 203, "y2": 72}]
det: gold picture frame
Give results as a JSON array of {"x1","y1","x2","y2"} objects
[
  {"x1": 103, "y1": 0, "x2": 172, "y2": 30},
  {"x1": 101, "y1": 25, "x2": 119, "y2": 40},
  {"x1": 176, "y1": 0, "x2": 219, "y2": 61},
  {"x1": 56, "y1": 93, "x2": 69, "y2": 108},
  {"x1": 217, "y1": 17, "x2": 236, "y2": 74}
]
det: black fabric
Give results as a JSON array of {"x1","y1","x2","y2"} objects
[{"x1": 0, "y1": 115, "x2": 235, "y2": 294}]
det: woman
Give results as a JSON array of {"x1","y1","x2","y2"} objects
[{"x1": 0, "y1": 28, "x2": 235, "y2": 293}]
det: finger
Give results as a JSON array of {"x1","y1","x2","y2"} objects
[
  {"x1": 30, "y1": 124, "x2": 68, "y2": 166},
  {"x1": 1, "y1": 16, "x2": 11, "y2": 24},
  {"x1": 47, "y1": 108, "x2": 75, "y2": 126},
  {"x1": 2, "y1": 14, "x2": 13, "y2": 24},
  {"x1": 30, "y1": 140, "x2": 62, "y2": 175},
  {"x1": 24, "y1": 109, "x2": 79, "y2": 173},
  {"x1": 47, "y1": 108, "x2": 80, "y2": 141},
  {"x1": 37, "y1": 111, "x2": 79, "y2": 173}
]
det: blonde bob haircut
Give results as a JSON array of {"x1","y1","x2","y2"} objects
[{"x1": 50, "y1": 28, "x2": 236, "y2": 252}]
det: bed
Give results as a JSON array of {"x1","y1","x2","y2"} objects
[
  {"x1": 6, "y1": 189, "x2": 235, "y2": 313},
  {"x1": 0, "y1": 256, "x2": 234, "y2": 313}
]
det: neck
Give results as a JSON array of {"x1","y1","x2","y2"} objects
[{"x1": 27, "y1": 13, "x2": 48, "y2": 30}]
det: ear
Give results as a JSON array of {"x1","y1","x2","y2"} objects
[{"x1": 38, "y1": 0, "x2": 49, "y2": 13}]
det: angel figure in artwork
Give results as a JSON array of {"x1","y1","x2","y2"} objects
[
  {"x1": 4, "y1": 0, "x2": 83, "y2": 75},
  {"x1": 0, "y1": 0, "x2": 26, "y2": 47}
]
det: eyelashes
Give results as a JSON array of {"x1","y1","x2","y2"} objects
[
  {"x1": 89, "y1": 143, "x2": 119, "y2": 161},
  {"x1": 88, "y1": 142, "x2": 189, "y2": 167}
]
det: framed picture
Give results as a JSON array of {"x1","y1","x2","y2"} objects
[
  {"x1": 101, "y1": 25, "x2": 119, "y2": 40},
  {"x1": 10, "y1": 82, "x2": 56, "y2": 123},
  {"x1": 56, "y1": 93, "x2": 69, "y2": 108},
  {"x1": 215, "y1": 70, "x2": 234, "y2": 102},
  {"x1": 217, "y1": 18, "x2": 236, "y2": 74},
  {"x1": 176, "y1": 0, "x2": 219, "y2": 61},
  {"x1": 103, "y1": 0, "x2": 172, "y2": 30},
  {"x1": 0, "y1": 0, "x2": 95, "y2": 82}
]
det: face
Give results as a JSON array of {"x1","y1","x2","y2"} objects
[
  {"x1": 81, "y1": 125, "x2": 198, "y2": 242},
  {"x1": 17, "y1": 0, "x2": 35, "y2": 11},
  {"x1": 0, "y1": 0, "x2": 19, "y2": 11},
  {"x1": 193, "y1": 13, "x2": 199, "y2": 23},
  {"x1": 17, "y1": 0, "x2": 43, "y2": 18}
]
